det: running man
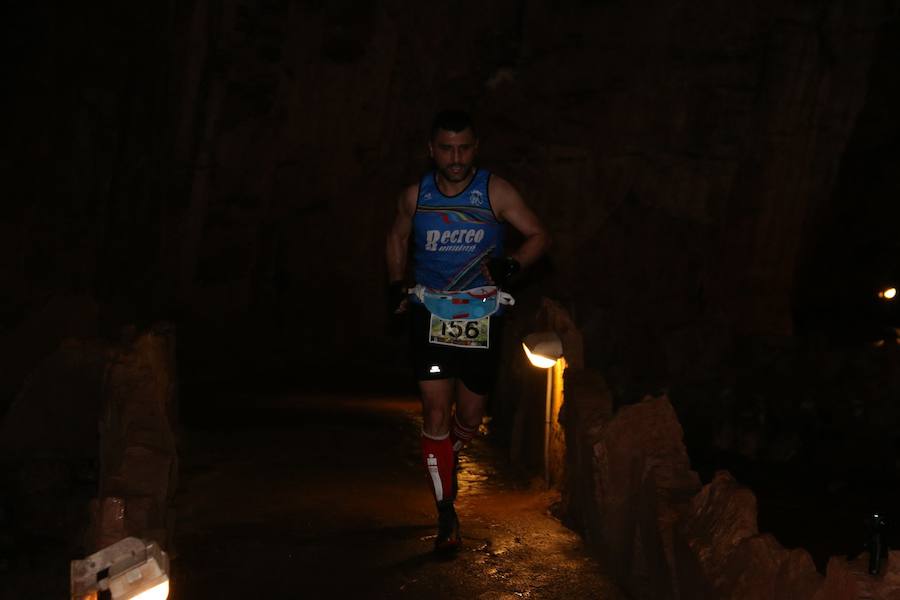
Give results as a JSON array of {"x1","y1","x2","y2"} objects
[{"x1": 386, "y1": 109, "x2": 551, "y2": 551}]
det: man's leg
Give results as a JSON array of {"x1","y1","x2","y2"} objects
[
  {"x1": 452, "y1": 315, "x2": 500, "y2": 452},
  {"x1": 419, "y1": 379, "x2": 461, "y2": 551},
  {"x1": 448, "y1": 380, "x2": 486, "y2": 506},
  {"x1": 421, "y1": 379, "x2": 453, "y2": 438},
  {"x1": 452, "y1": 380, "x2": 486, "y2": 452},
  {"x1": 420, "y1": 378, "x2": 455, "y2": 502}
]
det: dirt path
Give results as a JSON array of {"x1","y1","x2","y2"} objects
[{"x1": 171, "y1": 393, "x2": 625, "y2": 599}]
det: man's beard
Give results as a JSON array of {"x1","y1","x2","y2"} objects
[{"x1": 440, "y1": 164, "x2": 471, "y2": 182}]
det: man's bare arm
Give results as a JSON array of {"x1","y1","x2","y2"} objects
[
  {"x1": 386, "y1": 184, "x2": 418, "y2": 283},
  {"x1": 489, "y1": 176, "x2": 551, "y2": 268}
]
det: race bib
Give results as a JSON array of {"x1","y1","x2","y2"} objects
[{"x1": 429, "y1": 314, "x2": 490, "y2": 348}]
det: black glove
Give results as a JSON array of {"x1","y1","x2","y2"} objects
[
  {"x1": 484, "y1": 256, "x2": 520, "y2": 288},
  {"x1": 388, "y1": 281, "x2": 408, "y2": 316}
]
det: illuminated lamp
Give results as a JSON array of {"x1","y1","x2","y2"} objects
[
  {"x1": 522, "y1": 332, "x2": 565, "y2": 487},
  {"x1": 878, "y1": 287, "x2": 897, "y2": 300},
  {"x1": 71, "y1": 537, "x2": 170, "y2": 600},
  {"x1": 522, "y1": 332, "x2": 563, "y2": 368}
]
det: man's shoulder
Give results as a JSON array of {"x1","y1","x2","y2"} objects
[
  {"x1": 405, "y1": 170, "x2": 433, "y2": 193},
  {"x1": 397, "y1": 182, "x2": 419, "y2": 214},
  {"x1": 402, "y1": 181, "x2": 420, "y2": 196},
  {"x1": 487, "y1": 173, "x2": 522, "y2": 204}
]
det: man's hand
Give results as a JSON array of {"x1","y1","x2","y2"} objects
[
  {"x1": 389, "y1": 281, "x2": 409, "y2": 315},
  {"x1": 482, "y1": 256, "x2": 520, "y2": 288}
]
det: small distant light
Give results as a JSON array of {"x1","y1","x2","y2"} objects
[
  {"x1": 878, "y1": 287, "x2": 897, "y2": 300},
  {"x1": 429, "y1": 365, "x2": 441, "y2": 374}
]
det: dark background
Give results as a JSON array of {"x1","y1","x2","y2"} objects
[{"x1": 3, "y1": 0, "x2": 900, "y2": 566}]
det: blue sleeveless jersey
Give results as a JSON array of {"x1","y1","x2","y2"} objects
[{"x1": 412, "y1": 169, "x2": 504, "y2": 291}]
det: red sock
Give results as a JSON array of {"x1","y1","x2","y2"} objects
[
  {"x1": 450, "y1": 414, "x2": 478, "y2": 453},
  {"x1": 421, "y1": 432, "x2": 454, "y2": 502}
]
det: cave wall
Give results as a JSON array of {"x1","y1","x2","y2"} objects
[
  {"x1": 3, "y1": 1, "x2": 896, "y2": 393},
  {"x1": 794, "y1": 11, "x2": 900, "y2": 339}
]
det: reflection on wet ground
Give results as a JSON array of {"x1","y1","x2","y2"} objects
[
  {"x1": 172, "y1": 393, "x2": 624, "y2": 599},
  {"x1": 458, "y1": 430, "x2": 530, "y2": 496}
]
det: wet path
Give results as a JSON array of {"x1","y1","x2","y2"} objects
[{"x1": 171, "y1": 393, "x2": 625, "y2": 599}]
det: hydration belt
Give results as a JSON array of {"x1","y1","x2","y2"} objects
[{"x1": 410, "y1": 284, "x2": 515, "y2": 321}]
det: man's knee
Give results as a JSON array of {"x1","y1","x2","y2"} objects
[
  {"x1": 454, "y1": 404, "x2": 483, "y2": 429},
  {"x1": 455, "y1": 384, "x2": 486, "y2": 429},
  {"x1": 421, "y1": 382, "x2": 453, "y2": 434},
  {"x1": 424, "y1": 404, "x2": 450, "y2": 431}
]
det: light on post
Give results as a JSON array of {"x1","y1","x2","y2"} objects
[
  {"x1": 522, "y1": 332, "x2": 565, "y2": 487},
  {"x1": 71, "y1": 537, "x2": 170, "y2": 600},
  {"x1": 522, "y1": 332, "x2": 563, "y2": 368}
]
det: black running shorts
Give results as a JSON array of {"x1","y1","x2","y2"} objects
[{"x1": 409, "y1": 302, "x2": 504, "y2": 396}]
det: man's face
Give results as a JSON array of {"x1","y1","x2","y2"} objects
[{"x1": 429, "y1": 127, "x2": 479, "y2": 183}]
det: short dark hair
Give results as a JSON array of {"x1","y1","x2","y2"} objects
[{"x1": 430, "y1": 109, "x2": 476, "y2": 139}]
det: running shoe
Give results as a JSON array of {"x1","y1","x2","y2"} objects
[{"x1": 434, "y1": 499, "x2": 461, "y2": 552}]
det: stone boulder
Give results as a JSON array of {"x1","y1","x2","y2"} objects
[
  {"x1": 0, "y1": 322, "x2": 178, "y2": 594},
  {"x1": 815, "y1": 551, "x2": 900, "y2": 600},
  {"x1": 675, "y1": 470, "x2": 822, "y2": 599},
  {"x1": 89, "y1": 323, "x2": 179, "y2": 551},
  {"x1": 562, "y1": 378, "x2": 830, "y2": 600},
  {"x1": 560, "y1": 368, "x2": 614, "y2": 541},
  {"x1": 589, "y1": 395, "x2": 701, "y2": 598}
]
